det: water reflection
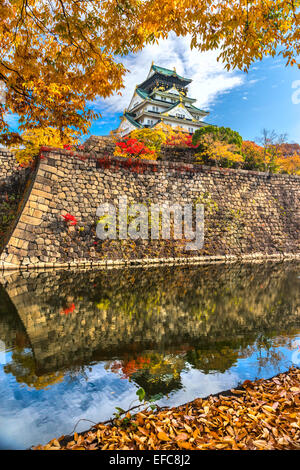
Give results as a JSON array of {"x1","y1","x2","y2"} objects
[{"x1": 0, "y1": 262, "x2": 299, "y2": 448}]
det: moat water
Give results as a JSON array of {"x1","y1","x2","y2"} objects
[{"x1": 0, "y1": 262, "x2": 299, "y2": 449}]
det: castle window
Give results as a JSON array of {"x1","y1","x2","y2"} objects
[{"x1": 188, "y1": 127, "x2": 194, "y2": 133}]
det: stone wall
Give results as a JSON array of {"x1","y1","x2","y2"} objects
[
  {"x1": 84, "y1": 135, "x2": 197, "y2": 163},
  {"x1": 1, "y1": 262, "x2": 299, "y2": 376},
  {"x1": 0, "y1": 149, "x2": 33, "y2": 253},
  {"x1": 0, "y1": 149, "x2": 27, "y2": 201},
  {"x1": 84, "y1": 135, "x2": 115, "y2": 156},
  {"x1": 0, "y1": 147, "x2": 299, "y2": 269},
  {"x1": 0, "y1": 148, "x2": 18, "y2": 180},
  {"x1": 159, "y1": 146, "x2": 197, "y2": 163}
]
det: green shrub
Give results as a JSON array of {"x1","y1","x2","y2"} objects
[{"x1": 192, "y1": 125, "x2": 243, "y2": 149}]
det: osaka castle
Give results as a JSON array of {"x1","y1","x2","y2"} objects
[{"x1": 117, "y1": 63, "x2": 209, "y2": 137}]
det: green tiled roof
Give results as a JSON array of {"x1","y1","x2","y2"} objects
[
  {"x1": 136, "y1": 88, "x2": 150, "y2": 99},
  {"x1": 162, "y1": 100, "x2": 180, "y2": 113},
  {"x1": 124, "y1": 112, "x2": 143, "y2": 128},
  {"x1": 151, "y1": 65, "x2": 191, "y2": 82},
  {"x1": 188, "y1": 104, "x2": 209, "y2": 114}
]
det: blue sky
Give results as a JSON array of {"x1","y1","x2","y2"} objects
[
  {"x1": 88, "y1": 34, "x2": 300, "y2": 144},
  {"x1": 4, "y1": 33, "x2": 300, "y2": 144},
  {"x1": 209, "y1": 57, "x2": 300, "y2": 143}
]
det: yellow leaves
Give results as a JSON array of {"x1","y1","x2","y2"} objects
[
  {"x1": 252, "y1": 439, "x2": 271, "y2": 450},
  {"x1": 183, "y1": 423, "x2": 193, "y2": 433},
  {"x1": 157, "y1": 431, "x2": 171, "y2": 441},
  {"x1": 51, "y1": 439, "x2": 61, "y2": 448},
  {"x1": 1, "y1": 1, "x2": 299, "y2": 138},
  {"x1": 130, "y1": 128, "x2": 167, "y2": 154},
  {"x1": 10, "y1": 127, "x2": 78, "y2": 165},
  {"x1": 0, "y1": 2, "x2": 124, "y2": 136},
  {"x1": 177, "y1": 441, "x2": 193, "y2": 449},
  {"x1": 33, "y1": 368, "x2": 300, "y2": 451},
  {"x1": 195, "y1": 133, "x2": 243, "y2": 168},
  {"x1": 137, "y1": 426, "x2": 149, "y2": 436},
  {"x1": 262, "y1": 405, "x2": 276, "y2": 414},
  {"x1": 276, "y1": 154, "x2": 300, "y2": 175},
  {"x1": 174, "y1": 432, "x2": 189, "y2": 441}
]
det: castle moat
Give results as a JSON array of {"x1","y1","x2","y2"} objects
[{"x1": 0, "y1": 261, "x2": 299, "y2": 449}]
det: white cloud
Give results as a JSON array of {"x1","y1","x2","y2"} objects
[
  {"x1": 93, "y1": 34, "x2": 244, "y2": 114},
  {"x1": 247, "y1": 77, "x2": 266, "y2": 85},
  {"x1": 157, "y1": 367, "x2": 240, "y2": 408}
]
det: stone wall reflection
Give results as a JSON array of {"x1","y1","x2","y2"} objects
[{"x1": 0, "y1": 262, "x2": 299, "y2": 392}]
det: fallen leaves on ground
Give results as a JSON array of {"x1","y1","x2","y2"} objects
[{"x1": 33, "y1": 367, "x2": 300, "y2": 450}]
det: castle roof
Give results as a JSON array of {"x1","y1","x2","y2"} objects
[
  {"x1": 123, "y1": 112, "x2": 143, "y2": 128},
  {"x1": 188, "y1": 104, "x2": 209, "y2": 115},
  {"x1": 117, "y1": 64, "x2": 210, "y2": 136},
  {"x1": 138, "y1": 64, "x2": 192, "y2": 92},
  {"x1": 150, "y1": 65, "x2": 191, "y2": 83},
  {"x1": 136, "y1": 88, "x2": 150, "y2": 100},
  {"x1": 134, "y1": 88, "x2": 207, "y2": 114}
]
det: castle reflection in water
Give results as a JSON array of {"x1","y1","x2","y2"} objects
[{"x1": 1, "y1": 262, "x2": 299, "y2": 397}]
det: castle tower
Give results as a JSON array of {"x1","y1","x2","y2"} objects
[{"x1": 117, "y1": 64, "x2": 209, "y2": 137}]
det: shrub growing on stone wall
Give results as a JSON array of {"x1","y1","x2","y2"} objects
[
  {"x1": 165, "y1": 132, "x2": 198, "y2": 149},
  {"x1": 241, "y1": 141, "x2": 266, "y2": 171},
  {"x1": 130, "y1": 128, "x2": 167, "y2": 154},
  {"x1": 114, "y1": 128, "x2": 167, "y2": 160},
  {"x1": 192, "y1": 125, "x2": 243, "y2": 149},
  {"x1": 114, "y1": 138, "x2": 156, "y2": 160},
  {"x1": 195, "y1": 135, "x2": 244, "y2": 168},
  {"x1": 241, "y1": 140, "x2": 300, "y2": 175},
  {"x1": 9, "y1": 127, "x2": 78, "y2": 166}
]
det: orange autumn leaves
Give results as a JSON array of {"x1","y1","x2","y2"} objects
[
  {"x1": 109, "y1": 357, "x2": 151, "y2": 379},
  {"x1": 114, "y1": 126, "x2": 300, "y2": 175},
  {"x1": 242, "y1": 140, "x2": 300, "y2": 175},
  {"x1": 1, "y1": 1, "x2": 299, "y2": 144},
  {"x1": 33, "y1": 367, "x2": 300, "y2": 450},
  {"x1": 114, "y1": 127, "x2": 167, "y2": 160}
]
